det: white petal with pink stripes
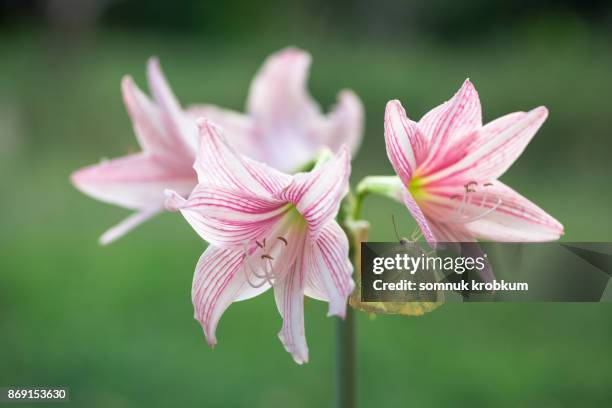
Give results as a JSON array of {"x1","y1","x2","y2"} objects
[
  {"x1": 166, "y1": 120, "x2": 354, "y2": 364},
  {"x1": 383, "y1": 79, "x2": 563, "y2": 244}
]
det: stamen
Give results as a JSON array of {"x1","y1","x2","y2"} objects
[
  {"x1": 263, "y1": 256, "x2": 274, "y2": 280},
  {"x1": 442, "y1": 183, "x2": 503, "y2": 224},
  {"x1": 476, "y1": 181, "x2": 497, "y2": 209},
  {"x1": 462, "y1": 196, "x2": 502, "y2": 222},
  {"x1": 451, "y1": 192, "x2": 469, "y2": 218},
  {"x1": 464, "y1": 181, "x2": 478, "y2": 193},
  {"x1": 241, "y1": 242, "x2": 269, "y2": 287},
  {"x1": 242, "y1": 237, "x2": 288, "y2": 289},
  {"x1": 243, "y1": 255, "x2": 270, "y2": 288}
]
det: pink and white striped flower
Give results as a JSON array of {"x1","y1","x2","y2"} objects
[
  {"x1": 383, "y1": 79, "x2": 564, "y2": 244},
  {"x1": 71, "y1": 48, "x2": 363, "y2": 244},
  {"x1": 187, "y1": 47, "x2": 364, "y2": 172},
  {"x1": 71, "y1": 58, "x2": 198, "y2": 244},
  {"x1": 165, "y1": 120, "x2": 354, "y2": 364}
]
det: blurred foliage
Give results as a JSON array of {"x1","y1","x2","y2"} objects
[
  {"x1": 1, "y1": 1, "x2": 612, "y2": 407},
  {"x1": 3, "y1": 0, "x2": 612, "y2": 42}
]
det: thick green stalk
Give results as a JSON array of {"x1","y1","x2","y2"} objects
[
  {"x1": 334, "y1": 175, "x2": 413, "y2": 406},
  {"x1": 335, "y1": 308, "x2": 356, "y2": 408},
  {"x1": 334, "y1": 189, "x2": 370, "y2": 408}
]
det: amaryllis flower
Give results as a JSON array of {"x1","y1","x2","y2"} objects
[
  {"x1": 165, "y1": 120, "x2": 354, "y2": 364},
  {"x1": 383, "y1": 79, "x2": 564, "y2": 244},
  {"x1": 71, "y1": 48, "x2": 363, "y2": 244},
  {"x1": 187, "y1": 47, "x2": 364, "y2": 172},
  {"x1": 71, "y1": 58, "x2": 198, "y2": 244}
]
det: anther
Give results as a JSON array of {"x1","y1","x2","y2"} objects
[
  {"x1": 464, "y1": 181, "x2": 477, "y2": 192},
  {"x1": 243, "y1": 235, "x2": 290, "y2": 289}
]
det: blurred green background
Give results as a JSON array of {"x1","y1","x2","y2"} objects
[{"x1": 1, "y1": 0, "x2": 612, "y2": 407}]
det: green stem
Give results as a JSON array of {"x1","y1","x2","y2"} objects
[
  {"x1": 335, "y1": 308, "x2": 356, "y2": 408},
  {"x1": 352, "y1": 191, "x2": 366, "y2": 222},
  {"x1": 334, "y1": 188, "x2": 368, "y2": 408},
  {"x1": 334, "y1": 175, "x2": 405, "y2": 406},
  {"x1": 356, "y1": 175, "x2": 404, "y2": 205}
]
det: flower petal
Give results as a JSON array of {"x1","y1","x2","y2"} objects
[
  {"x1": 246, "y1": 47, "x2": 319, "y2": 125},
  {"x1": 425, "y1": 107, "x2": 549, "y2": 184},
  {"x1": 186, "y1": 104, "x2": 259, "y2": 160},
  {"x1": 192, "y1": 246, "x2": 271, "y2": 347},
  {"x1": 278, "y1": 146, "x2": 350, "y2": 237},
  {"x1": 427, "y1": 218, "x2": 473, "y2": 242},
  {"x1": 147, "y1": 57, "x2": 198, "y2": 154},
  {"x1": 98, "y1": 207, "x2": 161, "y2": 245},
  {"x1": 384, "y1": 99, "x2": 428, "y2": 184},
  {"x1": 71, "y1": 153, "x2": 195, "y2": 210},
  {"x1": 425, "y1": 181, "x2": 563, "y2": 241},
  {"x1": 274, "y1": 248, "x2": 309, "y2": 364},
  {"x1": 245, "y1": 47, "x2": 325, "y2": 171},
  {"x1": 402, "y1": 189, "x2": 437, "y2": 247},
  {"x1": 462, "y1": 181, "x2": 564, "y2": 241},
  {"x1": 194, "y1": 119, "x2": 291, "y2": 196},
  {"x1": 304, "y1": 221, "x2": 354, "y2": 318},
  {"x1": 121, "y1": 75, "x2": 169, "y2": 156},
  {"x1": 314, "y1": 90, "x2": 365, "y2": 157},
  {"x1": 418, "y1": 79, "x2": 482, "y2": 172},
  {"x1": 243, "y1": 47, "x2": 366, "y2": 172},
  {"x1": 164, "y1": 185, "x2": 288, "y2": 248}
]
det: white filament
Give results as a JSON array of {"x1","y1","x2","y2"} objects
[
  {"x1": 442, "y1": 182, "x2": 503, "y2": 224},
  {"x1": 242, "y1": 237, "x2": 286, "y2": 288}
]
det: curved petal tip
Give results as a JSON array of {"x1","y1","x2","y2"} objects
[
  {"x1": 273, "y1": 46, "x2": 311, "y2": 63},
  {"x1": 385, "y1": 99, "x2": 404, "y2": 112},
  {"x1": 146, "y1": 56, "x2": 161, "y2": 73},
  {"x1": 69, "y1": 168, "x2": 85, "y2": 189},
  {"x1": 532, "y1": 105, "x2": 549, "y2": 120},
  {"x1": 120, "y1": 75, "x2": 135, "y2": 92}
]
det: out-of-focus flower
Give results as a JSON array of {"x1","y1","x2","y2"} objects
[
  {"x1": 71, "y1": 58, "x2": 198, "y2": 244},
  {"x1": 187, "y1": 47, "x2": 364, "y2": 172},
  {"x1": 72, "y1": 48, "x2": 363, "y2": 244},
  {"x1": 382, "y1": 79, "x2": 564, "y2": 244},
  {"x1": 165, "y1": 120, "x2": 354, "y2": 364}
]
